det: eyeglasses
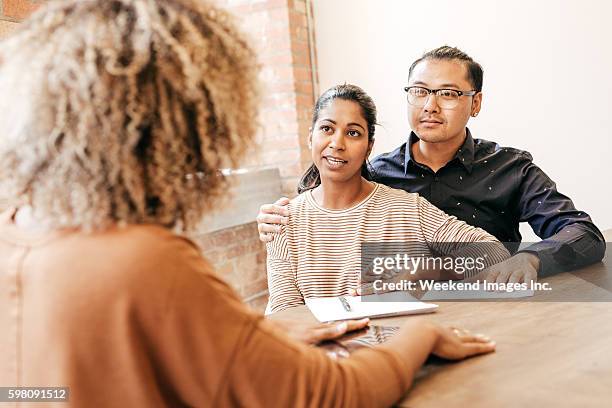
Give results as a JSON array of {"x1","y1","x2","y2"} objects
[{"x1": 404, "y1": 86, "x2": 477, "y2": 109}]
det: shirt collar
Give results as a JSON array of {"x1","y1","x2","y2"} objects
[{"x1": 404, "y1": 128, "x2": 475, "y2": 174}]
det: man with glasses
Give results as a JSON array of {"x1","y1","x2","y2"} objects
[{"x1": 258, "y1": 46, "x2": 605, "y2": 284}]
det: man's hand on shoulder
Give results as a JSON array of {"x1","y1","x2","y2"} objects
[
  {"x1": 481, "y1": 252, "x2": 540, "y2": 284},
  {"x1": 257, "y1": 197, "x2": 290, "y2": 243}
]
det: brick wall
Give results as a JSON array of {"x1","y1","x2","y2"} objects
[
  {"x1": 0, "y1": 0, "x2": 319, "y2": 313},
  {"x1": 193, "y1": 223, "x2": 269, "y2": 311},
  {"x1": 0, "y1": 1, "x2": 38, "y2": 38},
  {"x1": 219, "y1": 0, "x2": 317, "y2": 195}
]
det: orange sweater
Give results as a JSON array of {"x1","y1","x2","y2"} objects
[{"x1": 0, "y1": 210, "x2": 411, "y2": 407}]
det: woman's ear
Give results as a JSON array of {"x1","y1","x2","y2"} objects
[
  {"x1": 365, "y1": 138, "x2": 375, "y2": 159},
  {"x1": 308, "y1": 127, "x2": 313, "y2": 149}
]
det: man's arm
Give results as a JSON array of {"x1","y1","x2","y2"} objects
[
  {"x1": 417, "y1": 195, "x2": 511, "y2": 279},
  {"x1": 514, "y1": 152, "x2": 605, "y2": 276}
]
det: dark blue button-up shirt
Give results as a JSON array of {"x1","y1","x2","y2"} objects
[{"x1": 370, "y1": 129, "x2": 605, "y2": 276}]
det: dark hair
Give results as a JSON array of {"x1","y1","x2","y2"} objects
[
  {"x1": 408, "y1": 46, "x2": 483, "y2": 92},
  {"x1": 297, "y1": 84, "x2": 377, "y2": 194}
]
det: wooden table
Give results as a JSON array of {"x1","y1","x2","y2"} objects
[{"x1": 270, "y1": 237, "x2": 612, "y2": 407}]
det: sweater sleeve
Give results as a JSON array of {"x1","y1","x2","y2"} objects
[
  {"x1": 416, "y1": 195, "x2": 511, "y2": 277},
  {"x1": 266, "y1": 226, "x2": 304, "y2": 313},
  {"x1": 151, "y1": 235, "x2": 410, "y2": 407},
  {"x1": 227, "y1": 317, "x2": 411, "y2": 408}
]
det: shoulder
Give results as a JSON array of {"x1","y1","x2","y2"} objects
[
  {"x1": 285, "y1": 191, "x2": 312, "y2": 225},
  {"x1": 288, "y1": 191, "x2": 309, "y2": 211},
  {"x1": 371, "y1": 185, "x2": 449, "y2": 221},
  {"x1": 32, "y1": 225, "x2": 238, "y2": 325},
  {"x1": 370, "y1": 183, "x2": 420, "y2": 208},
  {"x1": 370, "y1": 143, "x2": 407, "y2": 171},
  {"x1": 64, "y1": 225, "x2": 211, "y2": 290},
  {"x1": 101, "y1": 224, "x2": 202, "y2": 262},
  {"x1": 473, "y1": 137, "x2": 534, "y2": 164}
]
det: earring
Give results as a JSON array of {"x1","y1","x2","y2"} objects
[{"x1": 472, "y1": 112, "x2": 479, "y2": 117}]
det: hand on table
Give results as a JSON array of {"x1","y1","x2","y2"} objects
[
  {"x1": 478, "y1": 252, "x2": 539, "y2": 285},
  {"x1": 271, "y1": 318, "x2": 370, "y2": 345},
  {"x1": 257, "y1": 197, "x2": 290, "y2": 243},
  {"x1": 431, "y1": 325, "x2": 497, "y2": 360},
  {"x1": 385, "y1": 319, "x2": 496, "y2": 373}
]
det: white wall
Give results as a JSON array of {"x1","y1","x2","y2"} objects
[{"x1": 312, "y1": 0, "x2": 612, "y2": 239}]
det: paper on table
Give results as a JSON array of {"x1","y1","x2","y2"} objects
[{"x1": 305, "y1": 293, "x2": 438, "y2": 322}]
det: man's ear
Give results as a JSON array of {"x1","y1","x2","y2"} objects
[{"x1": 471, "y1": 92, "x2": 483, "y2": 117}]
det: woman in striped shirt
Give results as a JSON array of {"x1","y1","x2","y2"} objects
[{"x1": 266, "y1": 84, "x2": 510, "y2": 313}]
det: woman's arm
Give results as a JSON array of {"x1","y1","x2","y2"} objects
[
  {"x1": 416, "y1": 195, "x2": 511, "y2": 279},
  {"x1": 148, "y1": 235, "x2": 495, "y2": 407},
  {"x1": 266, "y1": 226, "x2": 304, "y2": 313},
  {"x1": 232, "y1": 315, "x2": 495, "y2": 407}
]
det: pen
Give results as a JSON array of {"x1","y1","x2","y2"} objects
[{"x1": 339, "y1": 296, "x2": 351, "y2": 312}]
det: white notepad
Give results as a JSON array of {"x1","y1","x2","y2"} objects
[{"x1": 305, "y1": 293, "x2": 438, "y2": 322}]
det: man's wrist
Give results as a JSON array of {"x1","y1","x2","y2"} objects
[{"x1": 517, "y1": 251, "x2": 541, "y2": 271}]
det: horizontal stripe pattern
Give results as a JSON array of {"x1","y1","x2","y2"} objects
[{"x1": 266, "y1": 183, "x2": 510, "y2": 313}]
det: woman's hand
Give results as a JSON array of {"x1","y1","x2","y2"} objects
[
  {"x1": 271, "y1": 318, "x2": 370, "y2": 345},
  {"x1": 431, "y1": 325, "x2": 496, "y2": 360}
]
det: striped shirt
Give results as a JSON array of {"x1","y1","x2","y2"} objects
[{"x1": 266, "y1": 183, "x2": 510, "y2": 313}]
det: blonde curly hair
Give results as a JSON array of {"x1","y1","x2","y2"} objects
[{"x1": 0, "y1": 0, "x2": 259, "y2": 231}]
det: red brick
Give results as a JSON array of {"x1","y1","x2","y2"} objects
[
  {"x1": 232, "y1": 222, "x2": 256, "y2": 236},
  {"x1": 288, "y1": 11, "x2": 307, "y2": 29},
  {"x1": 262, "y1": 52, "x2": 295, "y2": 67},
  {"x1": 268, "y1": 7, "x2": 290, "y2": 23},
  {"x1": 292, "y1": 51, "x2": 312, "y2": 68},
  {"x1": 262, "y1": 37, "x2": 292, "y2": 54},
  {"x1": 281, "y1": 177, "x2": 300, "y2": 196},
  {"x1": 201, "y1": 249, "x2": 221, "y2": 266},
  {"x1": 296, "y1": 93, "x2": 315, "y2": 109},
  {"x1": 210, "y1": 229, "x2": 236, "y2": 247},
  {"x1": 246, "y1": 242, "x2": 266, "y2": 255},
  {"x1": 250, "y1": 0, "x2": 288, "y2": 12},
  {"x1": 262, "y1": 107, "x2": 297, "y2": 123},
  {"x1": 207, "y1": 0, "x2": 317, "y2": 272},
  {"x1": 225, "y1": 3, "x2": 252, "y2": 15},
  {"x1": 298, "y1": 107, "x2": 314, "y2": 122},
  {"x1": 291, "y1": 0, "x2": 307, "y2": 14},
  {"x1": 267, "y1": 135, "x2": 301, "y2": 150},
  {"x1": 261, "y1": 148, "x2": 300, "y2": 166},
  {"x1": 221, "y1": 245, "x2": 247, "y2": 261},
  {"x1": 215, "y1": 261, "x2": 235, "y2": 279},
  {"x1": 299, "y1": 148, "x2": 313, "y2": 164},
  {"x1": 0, "y1": 20, "x2": 19, "y2": 39},
  {"x1": 238, "y1": 254, "x2": 263, "y2": 280},
  {"x1": 279, "y1": 161, "x2": 304, "y2": 178},
  {"x1": 191, "y1": 234, "x2": 214, "y2": 250},
  {"x1": 293, "y1": 66, "x2": 312, "y2": 82},
  {"x1": 3, "y1": 0, "x2": 41, "y2": 20},
  {"x1": 243, "y1": 278, "x2": 269, "y2": 299},
  {"x1": 291, "y1": 40, "x2": 310, "y2": 55},
  {"x1": 295, "y1": 80, "x2": 314, "y2": 95},
  {"x1": 264, "y1": 25, "x2": 292, "y2": 42},
  {"x1": 246, "y1": 294, "x2": 269, "y2": 314}
]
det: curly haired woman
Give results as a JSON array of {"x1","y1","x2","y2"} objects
[{"x1": 0, "y1": 1, "x2": 495, "y2": 406}]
